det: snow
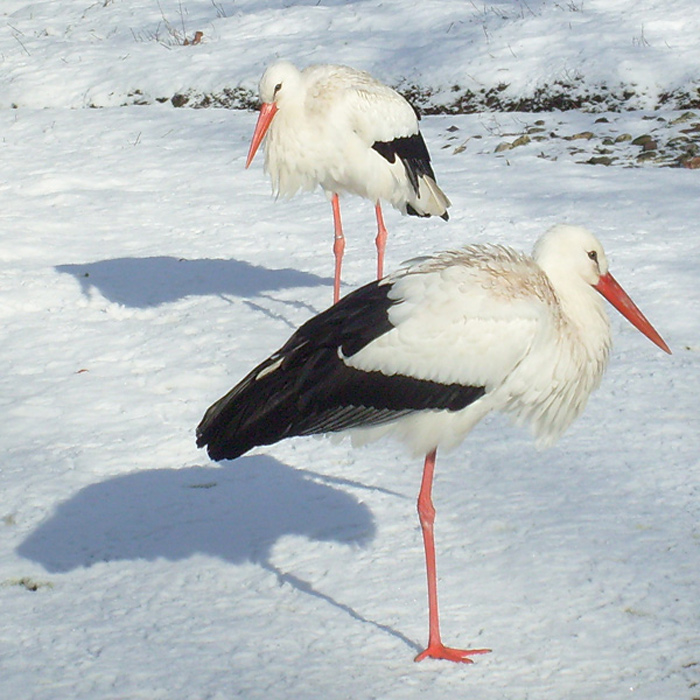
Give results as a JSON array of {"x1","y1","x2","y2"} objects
[
  {"x1": 1, "y1": 2, "x2": 699, "y2": 699},
  {"x1": 2, "y1": 0, "x2": 699, "y2": 110}
]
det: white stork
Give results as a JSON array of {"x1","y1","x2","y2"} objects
[
  {"x1": 245, "y1": 60, "x2": 451, "y2": 303},
  {"x1": 196, "y1": 224, "x2": 670, "y2": 663}
]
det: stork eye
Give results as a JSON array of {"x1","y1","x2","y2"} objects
[
  {"x1": 587, "y1": 250, "x2": 598, "y2": 263},
  {"x1": 274, "y1": 82, "x2": 282, "y2": 94}
]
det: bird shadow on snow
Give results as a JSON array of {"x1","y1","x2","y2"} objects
[
  {"x1": 17, "y1": 455, "x2": 421, "y2": 653},
  {"x1": 55, "y1": 257, "x2": 333, "y2": 308}
]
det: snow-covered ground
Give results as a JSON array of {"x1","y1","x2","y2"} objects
[
  {"x1": 3, "y1": 0, "x2": 700, "y2": 111},
  {"x1": 1, "y1": 2, "x2": 699, "y2": 699}
]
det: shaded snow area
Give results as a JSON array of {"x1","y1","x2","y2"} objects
[{"x1": 1, "y1": 2, "x2": 699, "y2": 699}]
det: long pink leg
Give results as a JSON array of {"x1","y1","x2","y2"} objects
[
  {"x1": 414, "y1": 449, "x2": 491, "y2": 663},
  {"x1": 331, "y1": 193, "x2": 345, "y2": 304},
  {"x1": 374, "y1": 201, "x2": 388, "y2": 280}
]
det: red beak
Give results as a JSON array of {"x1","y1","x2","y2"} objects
[
  {"x1": 594, "y1": 272, "x2": 671, "y2": 354},
  {"x1": 245, "y1": 102, "x2": 278, "y2": 169}
]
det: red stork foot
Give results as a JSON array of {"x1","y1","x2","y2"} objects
[{"x1": 414, "y1": 643, "x2": 491, "y2": 664}]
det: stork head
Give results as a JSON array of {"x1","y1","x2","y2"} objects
[
  {"x1": 246, "y1": 61, "x2": 300, "y2": 168},
  {"x1": 534, "y1": 224, "x2": 671, "y2": 354},
  {"x1": 534, "y1": 224, "x2": 609, "y2": 285},
  {"x1": 258, "y1": 60, "x2": 299, "y2": 104}
]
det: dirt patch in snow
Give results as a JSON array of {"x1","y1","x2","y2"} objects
[{"x1": 119, "y1": 84, "x2": 700, "y2": 170}]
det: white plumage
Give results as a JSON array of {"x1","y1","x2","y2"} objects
[
  {"x1": 197, "y1": 224, "x2": 670, "y2": 663},
  {"x1": 344, "y1": 236, "x2": 612, "y2": 454},
  {"x1": 245, "y1": 60, "x2": 450, "y2": 302}
]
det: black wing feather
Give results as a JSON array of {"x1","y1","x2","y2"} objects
[
  {"x1": 371, "y1": 132, "x2": 436, "y2": 196},
  {"x1": 196, "y1": 279, "x2": 485, "y2": 461}
]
